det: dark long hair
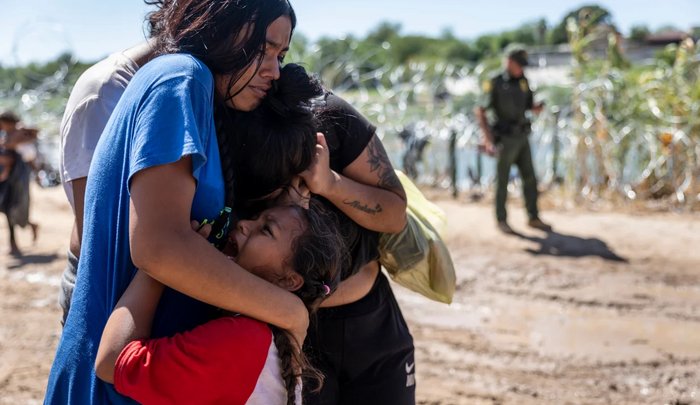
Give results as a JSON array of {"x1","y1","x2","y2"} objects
[
  {"x1": 209, "y1": 63, "x2": 322, "y2": 221},
  {"x1": 144, "y1": 0, "x2": 298, "y2": 210},
  {"x1": 145, "y1": 0, "x2": 295, "y2": 77},
  {"x1": 230, "y1": 64, "x2": 323, "y2": 207},
  {"x1": 271, "y1": 199, "x2": 345, "y2": 404}
]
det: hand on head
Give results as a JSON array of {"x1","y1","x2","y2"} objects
[{"x1": 300, "y1": 133, "x2": 339, "y2": 196}]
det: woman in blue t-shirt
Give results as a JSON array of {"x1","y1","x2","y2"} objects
[{"x1": 45, "y1": 1, "x2": 312, "y2": 404}]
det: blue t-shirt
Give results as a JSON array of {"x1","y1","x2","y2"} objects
[{"x1": 45, "y1": 54, "x2": 225, "y2": 404}]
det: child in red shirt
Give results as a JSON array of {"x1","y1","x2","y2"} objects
[{"x1": 95, "y1": 201, "x2": 343, "y2": 405}]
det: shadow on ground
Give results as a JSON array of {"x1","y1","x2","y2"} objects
[
  {"x1": 512, "y1": 229, "x2": 628, "y2": 262},
  {"x1": 6, "y1": 253, "x2": 60, "y2": 269}
]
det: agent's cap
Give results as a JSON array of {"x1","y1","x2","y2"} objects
[{"x1": 504, "y1": 43, "x2": 529, "y2": 66}]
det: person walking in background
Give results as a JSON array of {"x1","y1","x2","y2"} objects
[
  {"x1": 0, "y1": 111, "x2": 39, "y2": 255},
  {"x1": 475, "y1": 44, "x2": 551, "y2": 234}
]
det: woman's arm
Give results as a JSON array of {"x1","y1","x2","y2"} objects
[
  {"x1": 95, "y1": 222, "x2": 212, "y2": 383},
  {"x1": 320, "y1": 261, "x2": 380, "y2": 307},
  {"x1": 303, "y1": 132, "x2": 406, "y2": 305},
  {"x1": 95, "y1": 270, "x2": 163, "y2": 383},
  {"x1": 128, "y1": 157, "x2": 309, "y2": 346},
  {"x1": 302, "y1": 133, "x2": 407, "y2": 234}
]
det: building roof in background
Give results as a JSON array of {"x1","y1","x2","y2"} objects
[{"x1": 645, "y1": 31, "x2": 689, "y2": 45}]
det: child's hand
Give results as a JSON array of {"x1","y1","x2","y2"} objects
[
  {"x1": 192, "y1": 208, "x2": 233, "y2": 253},
  {"x1": 191, "y1": 220, "x2": 212, "y2": 239}
]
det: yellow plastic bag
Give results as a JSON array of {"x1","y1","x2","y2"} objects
[{"x1": 379, "y1": 171, "x2": 456, "y2": 304}]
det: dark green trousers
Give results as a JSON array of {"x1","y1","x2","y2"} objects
[{"x1": 495, "y1": 135, "x2": 539, "y2": 222}]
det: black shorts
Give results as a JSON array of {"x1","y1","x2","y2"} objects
[{"x1": 304, "y1": 272, "x2": 415, "y2": 405}]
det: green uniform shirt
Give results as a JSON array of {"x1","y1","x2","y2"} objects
[{"x1": 481, "y1": 71, "x2": 534, "y2": 137}]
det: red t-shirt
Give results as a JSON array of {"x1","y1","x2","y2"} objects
[{"x1": 114, "y1": 316, "x2": 290, "y2": 404}]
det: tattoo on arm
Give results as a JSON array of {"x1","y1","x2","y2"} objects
[
  {"x1": 343, "y1": 200, "x2": 383, "y2": 215},
  {"x1": 366, "y1": 136, "x2": 405, "y2": 198}
]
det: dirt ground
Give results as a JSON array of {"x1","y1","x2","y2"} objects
[{"x1": 1, "y1": 185, "x2": 699, "y2": 404}]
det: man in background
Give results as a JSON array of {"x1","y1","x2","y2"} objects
[
  {"x1": 476, "y1": 44, "x2": 551, "y2": 234},
  {"x1": 0, "y1": 111, "x2": 39, "y2": 255}
]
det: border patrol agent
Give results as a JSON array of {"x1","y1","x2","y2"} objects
[{"x1": 475, "y1": 44, "x2": 551, "y2": 234}]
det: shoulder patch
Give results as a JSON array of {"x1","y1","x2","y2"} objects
[
  {"x1": 482, "y1": 80, "x2": 492, "y2": 93},
  {"x1": 519, "y1": 79, "x2": 529, "y2": 93}
]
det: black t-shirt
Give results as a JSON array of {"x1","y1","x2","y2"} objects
[
  {"x1": 314, "y1": 92, "x2": 380, "y2": 280},
  {"x1": 317, "y1": 93, "x2": 377, "y2": 172}
]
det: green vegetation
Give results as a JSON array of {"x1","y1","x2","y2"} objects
[{"x1": 563, "y1": 12, "x2": 699, "y2": 203}]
